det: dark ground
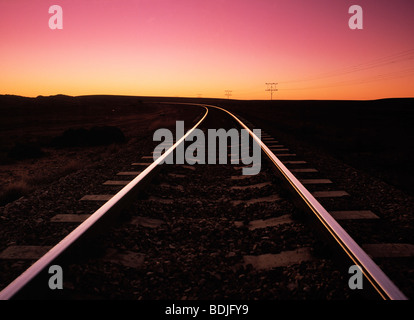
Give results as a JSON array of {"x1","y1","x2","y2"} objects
[
  {"x1": 219, "y1": 98, "x2": 414, "y2": 197},
  {"x1": 0, "y1": 94, "x2": 202, "y2": 205},
  {"x1": 0, "y1": 94, "x2": 413, "y2": 300},
  {"x1": 1, "y1": 95, "x2": 413, "y2": 198}
]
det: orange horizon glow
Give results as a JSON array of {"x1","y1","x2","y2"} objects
[{"x1": 1, "y1": 0, "x2": 414, "y2": 100}]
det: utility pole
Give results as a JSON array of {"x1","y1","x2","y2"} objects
[
  {"x1": 225, "y1": 90, "x2": 232, "y2": 99},
  {"x1": 265, "y1": 83, "x2": 278, "y2": 100}
]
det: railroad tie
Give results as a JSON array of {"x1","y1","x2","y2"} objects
[
  {"x1": 231, "y1": 175, "x2": 254, "y2": 180},
  {"x1": 283, "y1": 161, "x2": 307, "y2": 165},
  {"x1": 290, "y1": 168, "x2": 318, "y2": 173},
  {"x1": 312, "y1": 191, "x2": 350, "y2": 198},
  {"x1": 147, "y1": 196, "x2": 174, "y2": 204},
  {"x1": 330, "y1": 210, "x2": 379, "y2": 220},
  {"x1": 243, "y1": 248, "x2": 314, "y2": 270},
  {"x1": 180, "y1": 165, "x2": 196, "y2": 171},
  {"x1": 246, "y1": 215, "x2": 294, "y2": 230},
  {"x1": 50, "y1": 214, "x2": 92, "y2": 223},
  {"x1": 167, "y1": 173, "x2": 186, "y2": 179},
  {"x1": 273, "y1": 154, "x2": 296, "y2": 157},
  {"x1": 130, "y1": 216, "x2": 165, "y2": 229},
  {"x1": 159, "y1": 183, "x2": 184, "y2": 191},
  {"x1": 231, "y1": 194, "x2": 281, "y2": 206},
  {"x1": 0, "y1": 246, "x2": 52, "y2": 260},
  {"x1": 230, "y1": 182, "x2": 272, "y2": 190},
  {"x1": 300, "y1": 179, "x2": 333, "y2": 185},
  {"x1": 103, "y1": 180, "x2": 131, "y2": 186},
  {"x1": 270, "y1": 149, "x2": 290, "y2": 152},
  {"x1": 117, "y1": 171, "x2": 142, "y2": 175},
  {"x1": 362, "y1": 243, "x2": 414, "y2": 259},
  {"x1": 232, "y1": 165, "x2": 254, "y2": 170},
  {"x1": 80, "y1": 195, "x2": 114, "y2": 201}
]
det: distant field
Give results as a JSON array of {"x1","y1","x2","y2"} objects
[
  {"x1": 0, "y1": 95, "x2": 201, "y2": 164},
  {"x1": 1, "y1": 95, "x2": 413, "y2": 197},
  {"x1": 0, "y1": 94, "x2": 203, "y2": 205},
  {"x1": 220, "y1": 98, "x2": 414, "y2": 196}
]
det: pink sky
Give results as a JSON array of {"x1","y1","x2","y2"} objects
[{"x1": 1, "y1": 0, "x2": 413, "y2": 99}]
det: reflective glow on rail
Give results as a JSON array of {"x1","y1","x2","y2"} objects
[{"x1": 209, "y1": 104, "x2": 408, "y2": 301}]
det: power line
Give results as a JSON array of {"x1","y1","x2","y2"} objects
[
  {"x1": 225, "y1": 90, "x2": 232, "y2": 99},
  {"x1": 280, "y1": 49, "x2": 414, "y2": 86},
  {"x1": 282, "y1": 67, "x2": 414, "y2": 91},
  {"x1": 265, "y1": 83, "x2": 278, "y2": 100}
]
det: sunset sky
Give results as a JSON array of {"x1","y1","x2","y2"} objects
[{"x1": 1, "y1": 0, "x2": 413, "y2": 100}]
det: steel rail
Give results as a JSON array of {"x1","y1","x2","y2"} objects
[
  {"x1": 0, "y1": 105, "x2": 209, "y2": 300},
  {"x1": 139, "y1": 101, "x2": 407, "y2": 300},
  {"x1": 1, "y1": 101, "x2": 407, "y2": 300},
  {"x1": 208, "y1": 104, "x2": 408, "y2": 300}
]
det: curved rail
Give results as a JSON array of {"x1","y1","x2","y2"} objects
[
  {"x1": 0, "y1": 102, "x2": 407, "y2": 300},
  {"x1": 131, "y1": 101, "x2": 409, "y2": 300},
  {"x1": 208, "y1": 104, "x2": 408, "y2": 300},
  {"x1": 0, "y1": 105, "x2": 209, "y2": 300}
]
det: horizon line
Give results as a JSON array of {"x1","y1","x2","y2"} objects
[{"x1": 1, "y1": 93, "x2": 414, "y2": 102}]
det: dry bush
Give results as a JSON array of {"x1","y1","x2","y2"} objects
[{"x1": 0, "y1": 160, "x2": 83, "y2": 206}]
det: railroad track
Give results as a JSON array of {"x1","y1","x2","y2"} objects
[{"x1": 0, "y1": 103, "x2": 410, "y2": 300}]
